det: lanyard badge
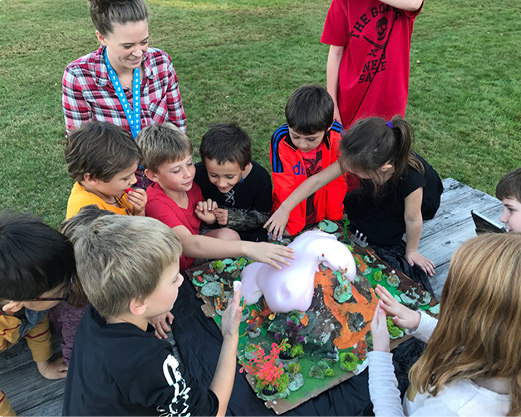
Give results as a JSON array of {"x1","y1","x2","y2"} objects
[{"x1": 104, "y1": 49, "x2": 142, "y2": 139}]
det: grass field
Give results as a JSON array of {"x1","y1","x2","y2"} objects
[{"x1": 1, "y1": 0, "x2": 519, "y2": 228}]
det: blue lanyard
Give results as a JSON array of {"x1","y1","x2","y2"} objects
[{"x1": 104, "y1": 49, "x2": 142, "y2": 138}]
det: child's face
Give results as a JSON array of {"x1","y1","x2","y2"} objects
[
  {"x1": 89, "y1": 163, "x2": 138, "y2": 200},
  {"x1": 144, "y1": 261, "x2": 184, "y2": 317},
  {"x1": 288, "y1": 128, "x2": 325, "y2": 153},
  {"x1": 151, "y1": 154, "x2": 195, "y2": 193},
  {"x1": 204, "y1": 158, "x2": 244, "y2": 194},
  {"x1": 499, "y1": 197, "x2": 521, "y2": 232}
]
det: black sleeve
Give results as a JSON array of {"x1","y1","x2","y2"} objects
[
  {"x1": 226, "y1": 208, "x2": 270, "y2": 231},
  {"x1": 249, "y1": 161, "x2": 273, "y2": 213},
  {"x1": 194, "y1": 163, "x2": 211, "y2": 198},
  {"x1": 127, "y1": 347, "x2": 219, "y2": 416},
  {"x1": 397, "y1": 166, "x2": 426, "y2": 201}
]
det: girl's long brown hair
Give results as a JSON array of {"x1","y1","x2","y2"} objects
[
  {"x1": 409, "y1": 233, "x2": 521, "y2": 415},
  {"x1": 338, "y1": 116, "x2": 423, "y2": 184}
]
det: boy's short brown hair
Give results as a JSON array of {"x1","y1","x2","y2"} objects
[
  {"x1": 496, "y1": 167, "x2": 521, "y2": 202},
  {"x1": 285, "y1": 84, "x2": 334, "y2": 135},
  {"x1": 73, "y1": 215, "x2": 182, "y2": 319},
  {"x1": 65, "y1": 121, "x2": 142, "y2": 182},
  {"x1": 200, "y1": 123, "x2": 251, "y2": 170},
  {"x1": 136, "y1": 123, "x2": 193, "y2": 173}
]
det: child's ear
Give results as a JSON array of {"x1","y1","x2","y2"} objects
[
  {"x1": 381, "y1": 162, "x2": 393, "y2": 172},
  {"x1": 144, "y1": 169, "x2": 159, "y2": 183},
  {"x1": 2, "y1": 301, "x2": 24, "y2": 314},
  {"x1": 129, "y1": 297, "x2": 148, "y2": 316},
  {"x1": 83, "y1": 173, "x2": 99, "y2": 185}
]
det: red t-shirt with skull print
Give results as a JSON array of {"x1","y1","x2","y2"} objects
[{"x1": 321, "y1": 0, "x2": 422, "y2": 128}]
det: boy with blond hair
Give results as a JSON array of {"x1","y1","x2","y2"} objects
[{"x1": 63, "y1": 215, "x2": 243, "y2": 415}]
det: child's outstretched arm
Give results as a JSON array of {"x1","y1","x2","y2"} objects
[
  {"x1": 173, "y1": 225, "x2": 294, "y2": 269},
  {"x1": 264, "y1": 162, "x2": 343, "y2": 239},
  {"x1": 404, "y1": 188, "x2": 435, "y2": 277},
  {"x1": 210, "y1": 283, "x2": 242, "y2": 416}
]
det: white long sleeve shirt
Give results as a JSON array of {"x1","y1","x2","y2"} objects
[{"x1": 368, "y1": 312, "x2": 510, "y2": 416}]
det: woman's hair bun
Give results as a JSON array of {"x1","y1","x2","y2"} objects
[
  {"x1": 89, "y1": 0, "x2": 148, "y2": 35},
  {"x1": 91, "y1": 0, "x2": 129, "y2": 14}
]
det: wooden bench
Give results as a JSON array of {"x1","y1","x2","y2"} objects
[{"x1": 0, "y1": 178, "x2": 504, "y2": 415}]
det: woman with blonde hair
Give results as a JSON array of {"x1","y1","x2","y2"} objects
[{"x1": 369, "y1": 232, "x2": 520, "y2": 416}]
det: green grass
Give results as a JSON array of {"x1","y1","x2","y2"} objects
[{"x1": 1, "y1": 0, "x2": 519, "y2": 228}]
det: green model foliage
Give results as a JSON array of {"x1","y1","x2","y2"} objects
[
  {"x1": 339, "y1": 351, "x2": 358, "y2": 372},
  {"x1": 276, "y1": 373, "x2": 290, "y2": 393},
  {"x1": 386, "y1": 317, "x2": 403, "y2": 338},
  {"x1": 324, "y1": 368, "x2": 335, "y2": 377},
  {"x1": 290, "y1": 344, "x2": 305, "y2": 358}
]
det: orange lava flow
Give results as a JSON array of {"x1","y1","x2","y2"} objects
[{"x1": 314, "y1": 269, "x2": 378, "y2": 349}]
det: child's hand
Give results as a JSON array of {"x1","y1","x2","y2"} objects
[
  {"x1": 221, "y1": 282, "x2": 242, "y2": 339},
  {"x1": 36, "y1": 357, "x2": 68, "y2": 379},
  {"x1": 405, "y1": 251, "x2": 435, "y2": 277},
  {"x1": 214, "y1": 208, "x2": 229, "y2": 226},
  {"x1": 244, "y1": 242, "x2": 295, "y2": 269},
  {"x1": 127, "y1": 188, "x2": 147, "y2": 216},
  {"x1": 371, "y1": 302, "x2": 390, "y2": 353},
  {"x1": 195, "y1": 199, "x2": 218, "y2": 224},
  {"x1": 375, "y1": 284, "x2": 421, "y2": 330},
  {"x1": 264, "y1": 206, "x2": 290, "y2": 240},
  {"x1": 149, "y1": 312, "x2": 174, "y2": 339}
]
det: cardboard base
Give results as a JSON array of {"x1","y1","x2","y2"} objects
[{"x1": 185, "y1": 226, "x2": 437, "y2": 414}]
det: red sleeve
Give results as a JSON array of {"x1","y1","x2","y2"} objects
[
  {"x1": 320, "y1": 0, "x2": 349, "y2": 46},
  {"x1": 270, "y1": 144, "x2": 306, "y2": 236},
  {"x1": 403, "y1": 1, "x2": 423, "y2": 19},
  {"x1": 146, "y1": 199, "x2": 185, "y2": 229},
  {"x1": 191, "y1": 183, "x2": 203, "y2": 203}
]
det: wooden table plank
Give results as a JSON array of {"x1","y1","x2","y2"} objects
[{"x1": 420, "y1": 178, "x2": 503, "y2": 300}]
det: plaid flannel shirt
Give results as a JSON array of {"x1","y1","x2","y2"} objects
[{"x1": 62, "y1": 45, "x2": 186, "y2": 136}]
